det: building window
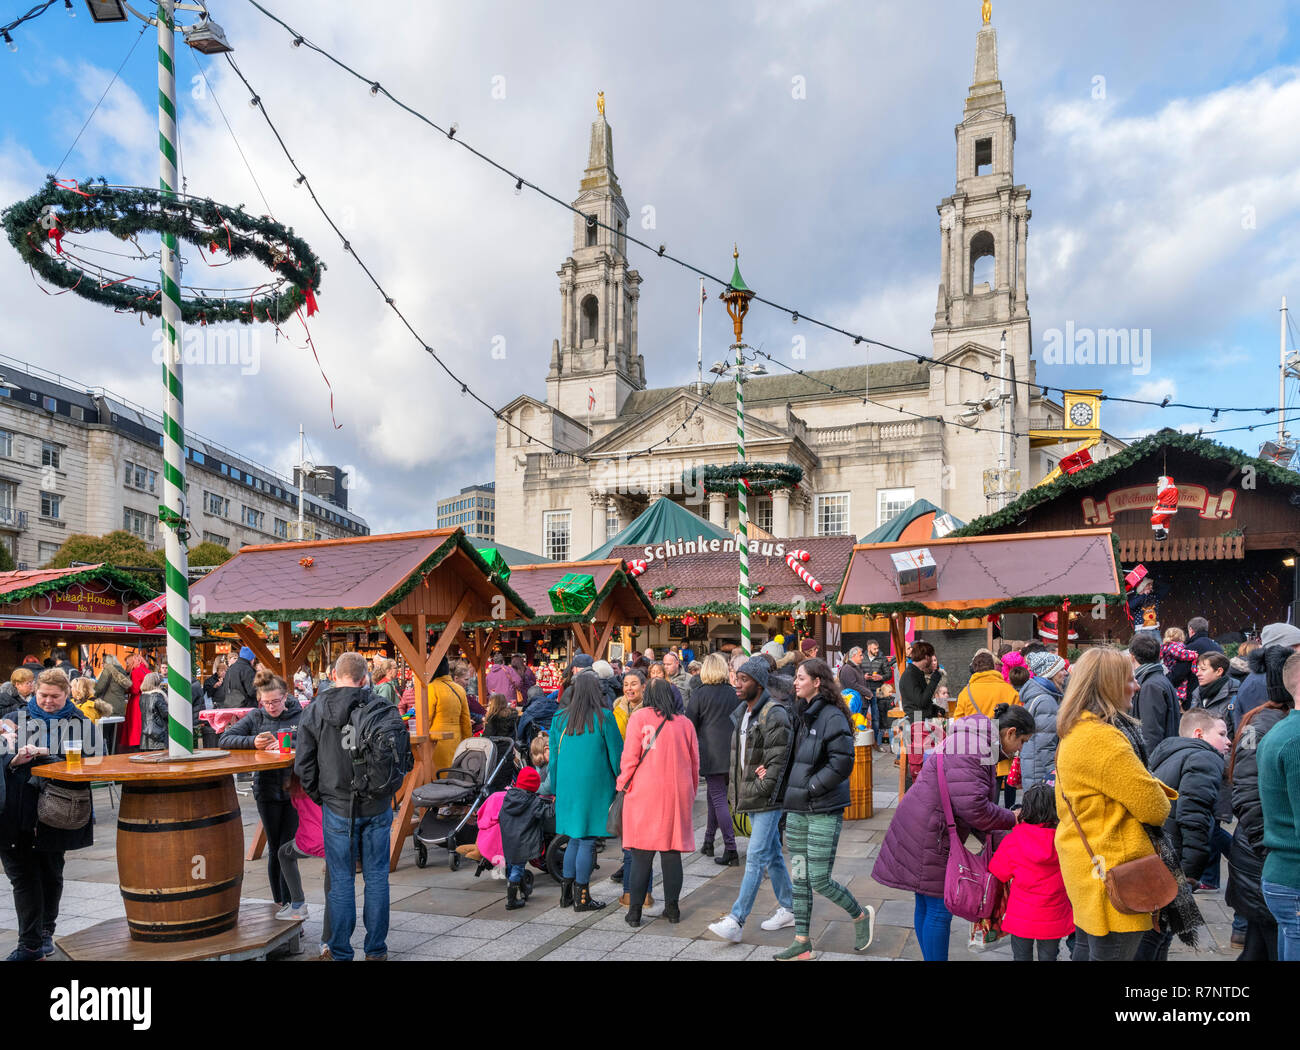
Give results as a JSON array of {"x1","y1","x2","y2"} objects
[
  {"x1": 242, "y1": 506, "x2": 265, "y2": 530},
  {"x1": 124, "y1": 460, "x2": 158, "y2": 494},
  {"x1": 38, "y1": 541, "x2": 61, "y2": 566},
  {"x1": 205, "y1": 491, "x2": 229, "y2": 517},
  {"x1": 975, "y1": 137, "x2": 993, "y2": 175},
  {"x1": 754, "y1": 497, "x2": 773, "y2": 533},
  {"x1": 815, "y1": 493, "x2": 850, "y2": 536},
  {"x1": 40, "y1": 491, "x2": 62, "y2": 519},
  {"x1": 876, "y1": 487, "x2": 915, "y2": 528},
  {"x1": 202, "y1": 531, "x2": 229, "y2": 548},
  {"x1": 41, "y1": 442, "x2": 61, "y2": 469},
  {"x1": 544, "y1": 510, "x2": 571, "y2": 561},
  {"x1": 0, "y1": 431, "x2": 11, "y2": 457},
  {"x1": 585, "y1": 214, "x2": 598, "y2": 247},
  {"x1": 42, "y1": 396, "x2": 57, "y2": 412},
  {"x1": 274, "y1": 518, "x2": 289, "y2": 539},
  {"x1": 123, "y1": 507, "x2": 156, "y2": 541},
  {"x1": 581, "y1": 295, "x2": 599, "y2": 342},
  {"x1": 970, "y1": 230, "x2": 995, "y2": 293}
]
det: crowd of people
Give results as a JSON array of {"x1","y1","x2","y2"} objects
[{"x1": 2, "y1": 610, "x2": 1299, "y2": 965}]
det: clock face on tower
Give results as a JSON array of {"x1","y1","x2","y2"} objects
[{"x1": 1069, "y1": 400, "x2": 1095, "y2": 428}]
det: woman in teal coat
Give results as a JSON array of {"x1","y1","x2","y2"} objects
[{"x1": 551, "y1": 674, "x2": 624, "y2": 912}]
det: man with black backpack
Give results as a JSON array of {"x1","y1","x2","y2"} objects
[{"x1": 296, "y1": 651, "x2": 412, "y2": 961}]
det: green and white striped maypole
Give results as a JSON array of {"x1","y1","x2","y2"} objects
[
  {"x1": 156, "y1": 0, "x2": 193, "y2": 755},
  {"x1": 720, "y1": 247, "x2": 755, "y2": 658}
]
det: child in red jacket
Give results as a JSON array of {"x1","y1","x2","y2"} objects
[{"x1": 988, "y1": 785, "x2": 1075, "y2": 961}]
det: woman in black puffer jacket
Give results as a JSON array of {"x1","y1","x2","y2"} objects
[
  {"x1": 1225, "y1": 645, "x2": 1293, "y2": 961},
  {"x1": 219, "y1": 672, "x2": 304, "y2": 909},
  {"x1": 774, "y1": 657, "x2": 874, "y2": 961}
]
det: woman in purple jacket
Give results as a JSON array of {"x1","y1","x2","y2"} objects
[{"x1": 872, "y1": 704, "x2": 1034, "y2": 960}]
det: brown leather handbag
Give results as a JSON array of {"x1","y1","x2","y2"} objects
[{"x1": 1062, "y1": 791, "x2": 1177, "y2": 916}]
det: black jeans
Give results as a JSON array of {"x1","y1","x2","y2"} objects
[
  {"x1": 0, "y1": 845, "x2": 65, "y2": 952},
  {"x1": 1010, "y1": 935, "x2": 1060, "y2": 961},
  {"x1": 1071, "y1": 929, "x2": 1146, "y2": 961},
  {"x1": 1134, "y1": 927, "x2": 1174, "y2": 961},
  {"x1": 256, "y1": 799, "x2": 299, "y2": 906},
  {"x1": 626, "y1": 849, "x2": 682, "y2": 913}
]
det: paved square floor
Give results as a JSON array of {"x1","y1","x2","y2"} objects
[{"x1": 0, "y1": 750, "x2": 1238, "y2": 961}]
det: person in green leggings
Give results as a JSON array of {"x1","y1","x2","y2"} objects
[{"x1": 775, "y1": 657, "x2": 874, "y2": 960}]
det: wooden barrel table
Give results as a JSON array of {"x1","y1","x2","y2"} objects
[{"x1": 32, "y1": 750, "x2": 295, "y2": 950}]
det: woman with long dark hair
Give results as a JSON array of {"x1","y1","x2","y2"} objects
[
  {"x1": 1225, "y1": 645, "x2": 1294, "y2": 960},
  {"x1": 776, "y1": 658, "x2": 875, "y2": 959},
  {"x1": 618, "y1": 678, "x2": 699, "y2": 926},
  {"x1": 550, "y1": 674, "x2": 625, "y2": 911}
]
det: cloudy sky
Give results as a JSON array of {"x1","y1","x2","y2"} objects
[{"x1": 2, "y1": 0, "x2": 1299, "y2": 532}]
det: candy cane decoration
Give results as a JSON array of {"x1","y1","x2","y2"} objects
[
  {"x1": 625, "y1": 559, "x2": 647, "y2": 578},
  {"x1": 785, "y1": 553, "x2": 822, "y2": 593},
  {"x1": 787, "y1": 549, "x2": 810, "y2": 563}
]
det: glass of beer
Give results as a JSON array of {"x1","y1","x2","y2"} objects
[{"x1": 65, "y1": 740, "x2": 83, "y2": 771}]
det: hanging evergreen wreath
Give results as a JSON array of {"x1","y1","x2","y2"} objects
[
  {"x1": 2, "y1": 177, "x2": 324, "y2": 325},
  {"x1": 684, "y1": 461, "x2": 803, "y2": 497}
]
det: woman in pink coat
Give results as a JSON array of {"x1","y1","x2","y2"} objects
[
  {"x1": 618, "y1": 678, "x2": 699, "y2": 927},
  {"x1": 987, "y1": 785, "x2": 1075, "y2": 960}
]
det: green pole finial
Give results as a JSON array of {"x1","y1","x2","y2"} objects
[{"x1": 729, "y1": 244, "x2": 751, "y2": 293}]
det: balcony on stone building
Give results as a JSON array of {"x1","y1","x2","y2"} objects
[{"x1": 0, "y1": 508, "x2": 28, "y2": 531}]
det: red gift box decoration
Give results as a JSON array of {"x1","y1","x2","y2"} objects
[{"x1": 1059, "y1": 447, "x2": 1094, "y2": 475}]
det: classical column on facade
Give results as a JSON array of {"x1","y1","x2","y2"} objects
[
  {"x1": 589, "y1": 490, "x2": 607, "y2": 550},
  {"x1": 952, "y1": 197, "x2": 966, "y2": 298},
  {"x1": 772, "y1": 488, "x2": 791, "y2": 537},
  {"x1": 707, "y1": 492, "x2": 727, "y2": 529},
  {"x1": 998, "y1": 188, "x2": 1012, "y2": 295},
  {"x1": 1014, "y1": 208, "x2": 1030, "y2": 316}
]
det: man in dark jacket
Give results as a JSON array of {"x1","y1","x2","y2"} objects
[
  {"x1": 1186, "y1": 617, "x2": 1224, "y2": 659},
  {"x1": 707, "y1": 656, "x2": 796, "y2": 943},
  {"x1": 223, "y1": 647, "x2": 258, "y2": 708},
  {"x1": 1136, "y1": 708, "x2": 1229, "y2": 960},
  {"x1": 899, "y1": 641, "x2": 944, "y2": 723},
  {"x1": 837, "y1": 647, "x2": 870, "y2": 698},
  {"x1": 294, "y1": 651, "x2": 391, "y2": 962},
  {"x1": 1130, "y1": 632, "x2": 1181, "y2": 757},
  {"x1": 0, "y1": 669, "x2": 35, "y2": 721}
]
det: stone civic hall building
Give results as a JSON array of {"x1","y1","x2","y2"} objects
[{"x1": 495, "y1": 18, "x2": 1112, "y2": 561}]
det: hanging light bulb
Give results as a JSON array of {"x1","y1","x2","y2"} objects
[
  {"x1": 249, "y1": 95, "x2": 260, "y2": 108},
  {"x1": 294, "y1": 174, "x2": 306, "y2": 190},
  {"x1": 64, "y1": 0, "x2": 75, "y2": 16},
  {"x1": 4, "y1": 31, "x2": 16, "y2": 52},
  {"x1": 369, "y1": 82, "x2": 380, "y2": 96},
  {"x1": 291, "y1": 35, "x2": 303, "y2": 47},
  {"x1": 447, "y1": 122, "x2": 459, "y2": 139},
  {"x1": 514, "y1": 177, "x2": 523, "y2": 196}
]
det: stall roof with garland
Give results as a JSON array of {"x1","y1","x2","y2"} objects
[
  {"x1": 0, "y1": 564, "x2": 159, "y2": 606},
  {"x1": 613, "y1": 535, "x2": 858, "y2": 617},
  {"x1": 460, "y1": 559, "x2": 654, "y2": 629},
  {"x1": 951, "y1": 430, "x2": 1300, "y2": 539},
  {"x1": 832, "y1": 529, "x2": 1121, "y2": 618},
  {"x1": 188, "y1": 528, "x2": 533, "y2": 625}
]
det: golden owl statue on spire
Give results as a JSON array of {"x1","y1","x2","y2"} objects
[
  {"x1": 597, "y1": 91, "x2": 605, "y2": 117},
  {"x1": 982, "y1": 0, "x2": 991, "y2": 24}
]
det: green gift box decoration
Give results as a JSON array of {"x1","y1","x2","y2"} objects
[
  {"x1": 548, "y1": 572, "x2": 597, "y2": 615},
  {"x1": 475, "y1": 546, "x2": 511, "y2": 583}
]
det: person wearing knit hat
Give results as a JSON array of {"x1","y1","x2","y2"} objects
[
  {"x1": 800, "y1": 638, "x2": 819, "y2": 660},
  {"x1": 500, "y1": 767, "x2": 547, "y2": 910},
  {"x1": 1018, "y1": 651, "x2": 1071, "y2": 790},
  {"x1": 1238, "y1": 626, "x2": 1300, "y2": 717},
  {"x1": 708, "y1": 651, "x2": 797, "y2": 943}
]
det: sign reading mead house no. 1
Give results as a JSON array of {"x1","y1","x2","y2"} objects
[
  {"x1": 1081, "y1": 484, "x2": 1237, "y2": 526},
  {"x1": 9, "y1": 582, "x2": 129, "y2": 619}
]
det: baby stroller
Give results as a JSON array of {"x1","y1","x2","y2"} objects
[{"x1": 412, "y1": 736, "x2": 516, "y2": 870}]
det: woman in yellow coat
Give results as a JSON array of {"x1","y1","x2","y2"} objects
[
  {"x1": 425, "y1": 657, "x2": 473, "y2": 772},
  {"x1": 952, "y1": 651, "x2": 1021, "y2": 778},
  {"x1": 1054, "y1": 646, "x2": 1175, "y2": 961}
]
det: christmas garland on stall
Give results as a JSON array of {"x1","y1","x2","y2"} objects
[
  {"x1": 684, "y1": 461, "x2": 803, "y2": 497},
  {"x1": 2, "y1": 177, "x2": 325, "y2": 325}
]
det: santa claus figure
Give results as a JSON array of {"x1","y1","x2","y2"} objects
[{"x1": 1150, "y1": 475, "x2": 1178, "y2": 540}]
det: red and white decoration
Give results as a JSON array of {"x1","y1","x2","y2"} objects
[
  {"x1": 785, "y1": 551, "x2": 822, "y2": 593},
  {"x1": 1150, "y1": 475, "x2": 1178, "y2": 540},
  {"x1": 625, "y1": 559, "x2": 648, "y2": 578}
]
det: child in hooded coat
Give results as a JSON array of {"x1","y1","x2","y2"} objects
[
  {"x1": 988, "y1": 784, "x2": 1075, "y2": 961},
  {"x1": 499, "y1": 767, "x2": 547, "y2": 910}
]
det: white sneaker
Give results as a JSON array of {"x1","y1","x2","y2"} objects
[
  {"x1": 760, "y1": 907, "x2": 796, "y2": 931},
  {"x1": 275, "y1": 902, "x2": 309, "y2": 921},
  {"x1": 707, "y1": 915, "x2": 743, "y2": 943}
]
